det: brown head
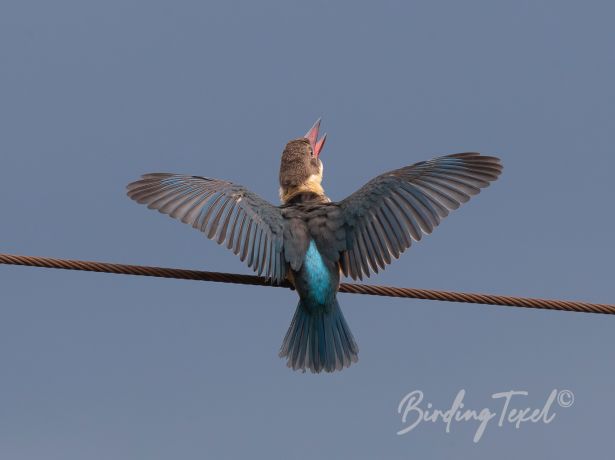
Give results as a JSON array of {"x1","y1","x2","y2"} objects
[{"x1": 279, "y1": 119, "x2": 328, "y2": 203}]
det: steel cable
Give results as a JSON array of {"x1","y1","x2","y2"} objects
[{"x1": 1, "y1": 253, "x2": 613, "y2": 315}]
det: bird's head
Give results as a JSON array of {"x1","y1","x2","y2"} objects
[{"x1": 279, "y1": 119, "x2": 328, "y2": 203}]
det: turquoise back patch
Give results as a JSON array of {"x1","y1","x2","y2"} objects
[{"x1": 304, "y1": 240, "x2": 332, "y2": 304}]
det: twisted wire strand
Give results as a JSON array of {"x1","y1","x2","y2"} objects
[{"x1": 1, "y1": 253, "x2": 613, "y2": 315}]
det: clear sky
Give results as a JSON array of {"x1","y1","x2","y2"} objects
[{"x1": 1, "y1": 1, "x2": 614, "y2": 458}]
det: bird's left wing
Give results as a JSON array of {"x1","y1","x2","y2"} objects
[
  {"x1": 127, "y1": 173, "x2": 287, "y2": 283},
  {"x1": 337, "y1": 153, "x2": 502, "y2": 280}
]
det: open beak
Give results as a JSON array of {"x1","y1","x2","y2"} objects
[{"x1": 304, "y1": 118, "x2": 327, "y2": 158}]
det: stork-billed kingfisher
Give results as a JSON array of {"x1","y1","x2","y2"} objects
[{"x1": 126, "y1": 119, "x2": 502, "y2": 373}]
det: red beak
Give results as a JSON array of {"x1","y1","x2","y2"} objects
[{"x1": 304, "y1": 118, "x2": 327, "y2": 158}]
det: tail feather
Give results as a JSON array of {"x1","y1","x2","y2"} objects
[{"x1": 279, "y1": 298, "x2": 359, "y2": 373}]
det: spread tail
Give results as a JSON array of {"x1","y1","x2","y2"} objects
[{"x1": 279, "y1": 298, "x2": 359, "y2": 373}]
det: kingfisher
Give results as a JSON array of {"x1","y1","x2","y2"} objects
[{"x1": 126, "y1": 119, "x2": 502, "y2": 373}]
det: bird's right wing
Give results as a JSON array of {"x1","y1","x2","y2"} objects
[
  {"x1": 127, "y1": 173, "x2": 287, "y2": 283},
  {"x1": 337, "y1": 153, "x2": 502, "y2": 280}
]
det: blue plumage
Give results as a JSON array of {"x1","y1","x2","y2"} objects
[
  {"x1": 303, "y1": 240, "x2": 332, "y2": 305},
  {"x1": 279, "y1": 237, "x2": 359, "y2": 372}
]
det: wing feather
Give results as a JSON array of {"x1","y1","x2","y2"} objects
[
  {"x1": 127, "y1": 174, "x2": 286, "y2": 283},
  {"x1": 338, "y1": 153, "x2": 502, "y2": 279}
]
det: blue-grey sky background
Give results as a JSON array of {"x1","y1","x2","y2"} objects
[{"x1": 1, "y1": 1, "x2": 614, "y2": 458}]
